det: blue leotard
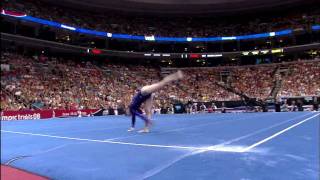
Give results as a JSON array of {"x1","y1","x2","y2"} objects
[{"x1": 129, "y1": 90, "x2": 152, "y2": 127}]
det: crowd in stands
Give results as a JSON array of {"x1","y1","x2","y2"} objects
[
  {"x1": 232, "y1": 67, "x2": 274, "y2": 100},
  {"x1": 0, "y1": 52, "x2": 160, "y2": 111},
  {"x1": 3, "y1": 0, "x2": 320, "y2": 37},
  {"x1": 1, "y1": 52, "x2": 319, "y2": 111},
  {"x1": 279, "y1": 62, "x2": 320, "y2": 97}
]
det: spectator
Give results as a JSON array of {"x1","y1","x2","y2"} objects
[{"x1": 199, "y1": 103, "x2": 207, "y2": 113}]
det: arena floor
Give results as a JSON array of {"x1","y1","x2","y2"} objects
[{"x1": 1, "y1": 112, "x2": 319, "y2": 180}]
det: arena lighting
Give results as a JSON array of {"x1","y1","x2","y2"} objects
[
  {"x1": 271, "y1": 48, "x2": 284, "y2": 53},
  {"x1": 275, "y1": 29, "x2": 292, "y2": 36},
  {"x1": 269, "y1": 32, "x2": 276, "y2": 36},
  {"x1": 1, "y1": 9, "x2": 298, "y2": 42},
  {"x1": 260, "y1": 50, "x2": 270, "y2": 54},
  {"x1": 181, "y1": 54, "x2": 188, "y2": 58},
  {"x1": 312, "y1": 25, "x2": 320, "y2": 30},
  {"x1": 242, "y1": 51, "x2": 250, "y2": 56},
  {"x1": 200, "y1": 54, "x2": 223, "y2": 58},
  {"x1": 143, "y1": 53, "x2": 171, "y2": 57},
  {"x1": 252, "y1": 51, "x2": 259, "y2": 55},
  {"x1": 77, "y1": 28, "x2": 107, "y2": 37},
  {"x1": 207, "y1": 54, "x2": 223, "y2": 57},
  {"x1": 61, "y1": 24, "x2": 76, "y2": 31},
  {"x1": 145, "y1": 35, "x2": 155, "y2": 41},
  {"x1": 112, "y1": 34, "x2": 145, "y2": 40},
  {"x1": 222, "y1": 37, "x2": 237, "y2": 40},
  {"x1": 241, "y1": 49, "x2": 272, "y2": 56}
]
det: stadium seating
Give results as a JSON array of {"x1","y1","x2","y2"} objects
[{"x1": 1, "y1": 52, "x2": 319, "y2": 111}]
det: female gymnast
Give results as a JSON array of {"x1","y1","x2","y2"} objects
[{"x1": 128, "y1": 70, "x2": 184, "y2": 133}]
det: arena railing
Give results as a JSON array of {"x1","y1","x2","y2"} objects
[{"x1": 2, "y1": 33, "x2": 320, "y2": 59}]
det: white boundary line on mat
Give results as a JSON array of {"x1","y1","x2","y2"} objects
[
  {"x1": 0, "y1": 129, "x2": 244, "y2": 152},
  {"x1": 242, "y1": 113, "x2": 320, "y2": 152}
]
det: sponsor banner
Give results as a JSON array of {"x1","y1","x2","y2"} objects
[
  {"x1": 54, "y1": 109, "x2": 99, "y2": 117},
  {"x1": 1, "y1": 109, "x2": 99, "y2": 121}
]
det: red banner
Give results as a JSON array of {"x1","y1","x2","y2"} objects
[
  {"x1": 1, "y1": 109, "x2": 99, "y2": 121},
  {"x1": 1, "y1": 10, "x2": 27, "y2": 17}
]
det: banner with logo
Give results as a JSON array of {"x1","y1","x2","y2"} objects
[{"x1": 1, "y1": 109, "x2": 99, "y2": 121}]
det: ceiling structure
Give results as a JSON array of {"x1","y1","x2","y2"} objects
[{"x1": 40, "y1": 0, "x2": 317, "y2": 15}]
